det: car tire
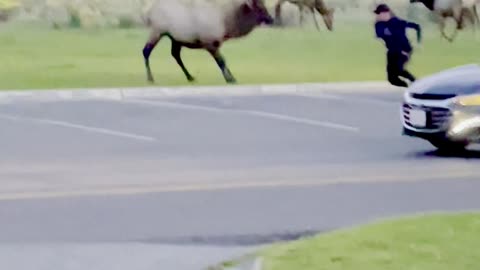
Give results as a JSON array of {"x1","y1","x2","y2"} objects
[{"x1": 428, "y1": 139, "x2": 468, "y2": 152}]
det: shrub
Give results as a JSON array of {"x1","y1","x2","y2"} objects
[
  {"x1": 67, "y1": 9, "x2": 82, "y2": 28},
  {"x1": 0, "y1": 0, "x2": 20, "y2": 22}
]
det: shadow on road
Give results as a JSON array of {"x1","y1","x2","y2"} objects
[
  {"x1": 411, "y1": 149, "x2": 480, "y2": 160},
  {"x1": 135, "y1": 230, "x2": 329, "y2": 247}
]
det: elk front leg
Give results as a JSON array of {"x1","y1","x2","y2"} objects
[
  {"x1": 437, "y1": 16, "x2": 455, "y2": 42},
  {"x1": 298, "y1": 5, "x2": 305, "y2": 26},
  {"x1": 171, "y1": 41, "x2": 195, "y2": 82},
  {"x1": 310, "y1": 7, "x2": 320, "y2": 30}
]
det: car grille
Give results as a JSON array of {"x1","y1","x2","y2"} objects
[
  {"x1": 403, "y1": 103, "x2": 452, "y2": 130},
  {"x1": 410, "y1": 93, "x2": 457, "y2": 100}
]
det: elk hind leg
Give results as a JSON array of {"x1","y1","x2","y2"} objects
[
  {"x1": 207, "y1": 46, "x2": 236, "y2": 84},
  {"x1": 472, "y1": 5, "x2": 480, "y2": 40},
  {"x1": 463, "y1": 8, "x2": 478, "y2": 38},
  {"x1": 474, "y1": 5, "x2": 480, "y2": 24},
  {"x1": 274, "y1": 0, "x2": 285, "y2": 26}
]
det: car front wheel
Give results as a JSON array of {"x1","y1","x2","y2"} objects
[{"x1": 428, "y1": 138, "x2": 468, "y2": 152}]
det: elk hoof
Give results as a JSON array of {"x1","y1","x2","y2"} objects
[
  {"x1": 147, "y1": 74, "x2": 155, "y2": 83},
  {"x1": 226, "y1": 77, "x2": 237, "y2": 84},
  {"x1": 187, "y1": 76, "x2": 196, "y2": 82}
]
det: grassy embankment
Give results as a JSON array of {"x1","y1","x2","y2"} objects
[
  {"x1": 0, "y1": 22, "x2": 478, "y2": 90},
  {"x1": 260, "y1": 212, "x2": 480, "y2": 270}
]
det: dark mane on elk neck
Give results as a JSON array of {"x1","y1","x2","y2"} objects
[{"x1": 225, "y1": 3, "x2": 261, "y2": 39}]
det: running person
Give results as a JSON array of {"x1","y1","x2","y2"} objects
[{"x1": 373, "y1": 4, "x2": 422, "y2": 87}]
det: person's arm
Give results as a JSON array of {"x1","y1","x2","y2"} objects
[
  {"x1": 374, "y1": 22, "x2": 384, "y2": 39},
  {"x1": 406, "y1": 21, "x2": 422, "y2": 44}
]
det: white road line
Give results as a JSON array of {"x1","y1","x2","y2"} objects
[
  {"x1": 295, "y1": 93, "x2": 398, "y2": 107},
  {"x1": 121, "y1": 99, "x2": 360, "y2": 133},
  {"x1": 123, "y1": 99, "x2": 226, "y2": 113},
  {"x1": 240, "y1": 110, "x2": 359, "y2": 132},
  {"x1": 0, "y1": 113, "x2": 157, "y2": 142},
  {"x1": 291, "y1": 92, "x2": 345, "y2": 100}
]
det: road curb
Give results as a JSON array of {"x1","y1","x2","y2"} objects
[
  {"x1": 0, "y1": 81, "x2": 398, "y2": 104},
  {"x1": 209, "y1": 255, "x2": 263, "y2": 270}
]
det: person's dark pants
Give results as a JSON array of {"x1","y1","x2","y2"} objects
[{"x1": 386, "y1": 51, "x2": 416, "y2": 87}]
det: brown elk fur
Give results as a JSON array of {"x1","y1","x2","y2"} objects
[{"x1": 142, "y1": 0, "x2": 274, "y2": 84}]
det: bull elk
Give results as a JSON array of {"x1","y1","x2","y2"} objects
[
  {"x1": 142, "y1": 0, "x2": 274, "y2": 84},
  {"x1": 410, "y1": 0, "x2": 480, "y2": 42},
  {"x1": 274, "y1": 0, "x2": 335, "y2": 31}
]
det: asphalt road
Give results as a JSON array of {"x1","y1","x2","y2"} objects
[{"x1": 0, "y1": 88, "x2": 479, "y2": 270}]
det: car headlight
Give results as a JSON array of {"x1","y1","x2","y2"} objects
[
  {"x1": 448, "y1": 94, "x2": 480, "y2": 137},
  {"x1": 450, "y1": 94, "x2": 480, "y2": 111},
  {"x1": 452, "y1": 94, "x2": 480, "y2": 106},
  {"x1": 449, "y1": 116, "x2": 480, "y2": 135}
]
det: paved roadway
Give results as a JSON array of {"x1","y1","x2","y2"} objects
[{"x1": 0, "y1": 87, "x2": 480, "y2": 270}]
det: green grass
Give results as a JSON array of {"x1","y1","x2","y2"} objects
[
  {"x1": 260, "y1": 212, "x2": 480, "y2": 270},
  {"x1": 0, "y1": 22, "x2": 479, "y2": 90}
]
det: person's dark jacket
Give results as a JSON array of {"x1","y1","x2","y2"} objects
[{"x1": 375, "y1": 17, "x2": 422, "y2": 54}]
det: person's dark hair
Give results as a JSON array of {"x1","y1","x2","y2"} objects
[{"x1": 373, "y1": 3, "x2": 390, "y2": 14}]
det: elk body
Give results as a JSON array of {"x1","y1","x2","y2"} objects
[
  {"x1": 410, "y1": 0, "x2": 480, "y2": 41},
  {"x1": 142, "y1": 0, "x2": 274, "y2": 84},
  {"x1": 274, "y1": 0, "x2": 335, "y2": 31}
]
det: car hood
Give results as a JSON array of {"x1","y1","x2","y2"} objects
[{"x1": 408, "y1": 64, "x2": 480, "y2": 96}]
